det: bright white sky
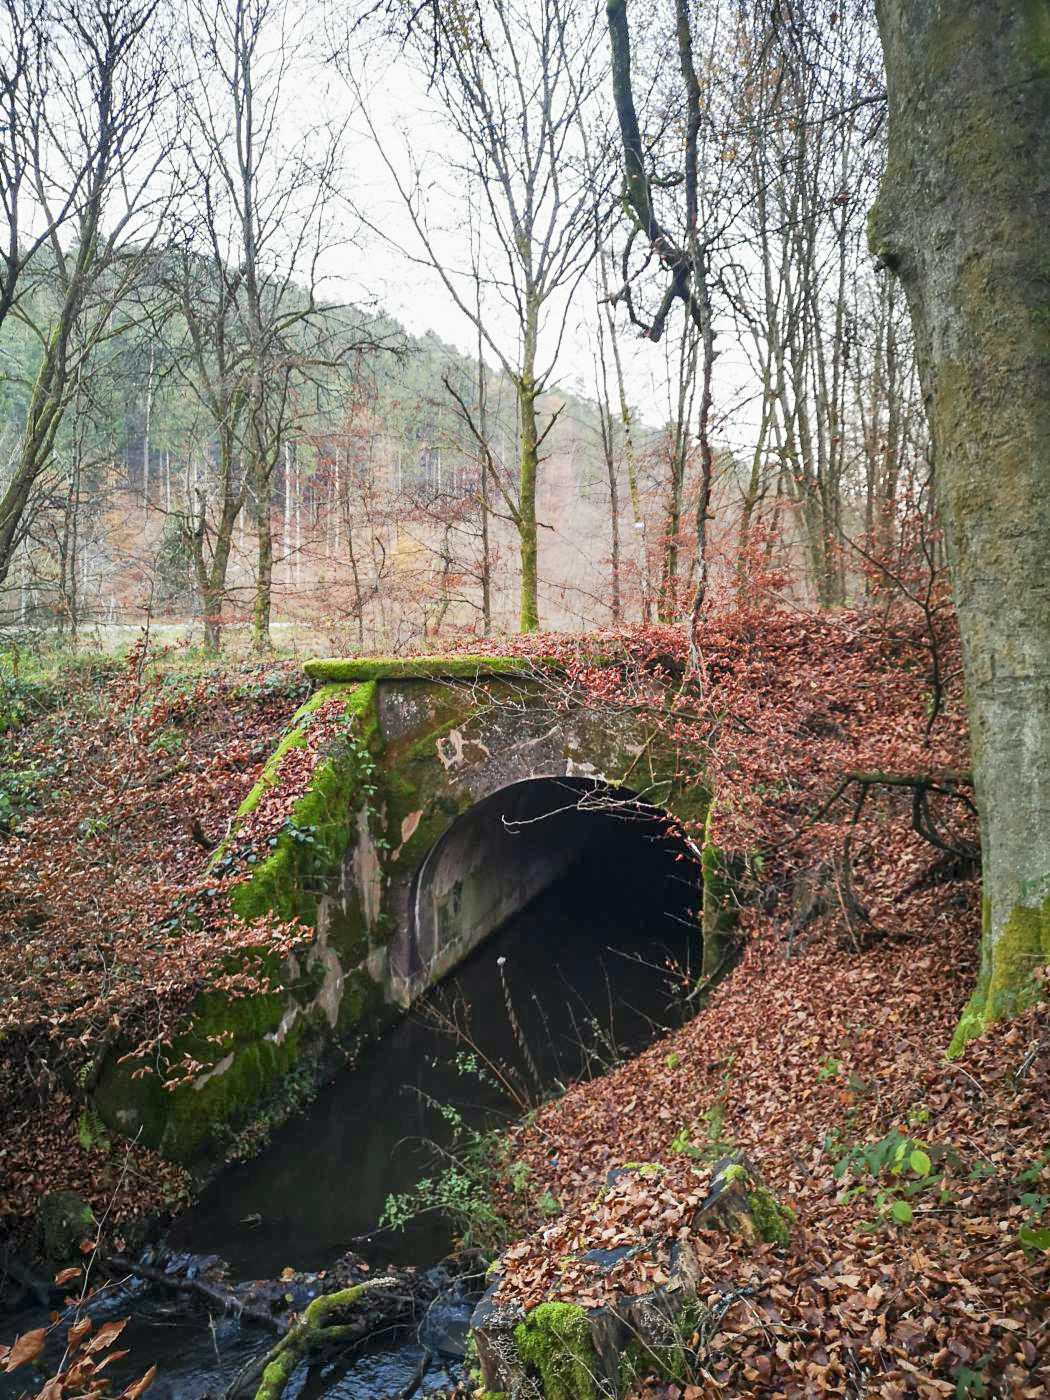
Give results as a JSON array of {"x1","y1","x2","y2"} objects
[{"x1": 321, "y1": 33, "x2": 763, "y2": 452}]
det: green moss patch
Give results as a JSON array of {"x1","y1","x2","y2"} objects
[
  {"x1": 223, "y1": 681, "x2": 379, "y2": 932},
  {"x1": 254, "y1": 1284, "x2": 370, "y2": 1400},
  {"x1": 949, "y1": 892, "x2": 1050, "y2": 1056},
  {"x1": 514, "y1": 1302, "x2": 599, "y2": 1400},
  {"x1": 303, "y1": 655, "x2": 543, "y2": 683},
  {"x1": 92, "y1": 982, "x2": 308, "y2": 1163},
  {"x1": 35, "y1": 1191, "x2": 95, "y2": 1263},
  {"x1": 746, "y1": 1180, "x2": 794, "y2": 1246},
  {"x1": 94, "y1": 683, "x2": 390, "y2": 1164}
]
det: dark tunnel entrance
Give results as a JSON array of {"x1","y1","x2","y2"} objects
[
  {"x1": 403, "y1": 776, "x2": 703, "y2": 1093},
  {"x1": 172, "y1": 779, "x2": 701, "y2": 1277},
  {"x1": 404, "y1": 776, "x2": 701, "y2": 1001}
]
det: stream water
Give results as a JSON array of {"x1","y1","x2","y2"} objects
[{"x1": 4, "y1": 826, "x2": 699, "y2": 1400}]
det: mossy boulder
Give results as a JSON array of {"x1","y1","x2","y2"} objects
[
  {"x1": 223, "y1": 681, "x2": 380, "y2": 931},
  {"x1": 35, "y1": 1191, "x2": 94, "y2": 1264}
]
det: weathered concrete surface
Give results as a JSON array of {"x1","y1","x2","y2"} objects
[
  {"x1": 93, "y1": 659, "x2": 717, "y2": 1164},
  {"x1": 402, "y1": 777, "x2": 613, "y2": 1006},
  {"x1": 369, "y1": 669, "x2": 703, "y2": 1008}
]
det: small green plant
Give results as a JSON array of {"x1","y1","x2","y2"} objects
[
  {"x1": 508, "y1": 1159, "x2": 531, "y2": 1195},
  {"x1": 150, "y1": 727, "x2": 186, "y2": 756},
  {"x1": 452, "y1": 1048, "x2": 503, "y2": 1095},
  {"x1": 817, "y1": 1055, "x2": 842, "y2": 1081},
  {"x1": 669, "y1": 1102, "x2": 734, "y2": 1163},
  {"x1": 669, "y1": 1055, "x2": 736, "y2": 1162},
  {"x1": 1014, "y1": 1150, "x2": 1050, "y2": 1254},
  {"x1": 0, "y1": 759, "x2": 45, "y2": 831},
  {"x1": 954, "y1": 1362, "x2": 988, "y2": 1397},
  {"x1": 380, "y1": 1102, "x2": 510, "y2": 1254},
  {"x1": 833, "y1": 1129, "x2": 960, "y2": 1231},
  {"x1": 283, "y1": 819, "x2": 319, "y2": 847},
  {"x1": 1014, "y1": 1148, "x2": 1050, "y2": 1186}
]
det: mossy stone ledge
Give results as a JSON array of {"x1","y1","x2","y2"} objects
[{"x1": 302, "y1": 655, "x2": 544, "y2": 684}]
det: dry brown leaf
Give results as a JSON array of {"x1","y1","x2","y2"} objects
[
  {"x1": 3, "y1": 1328, "x2": 47, "y2": 1372},
  {"x1": 83, "y1": 1320, "x2": 128, "y2": 1356},
  {"x1": 66, "y1": 1318, "x2": 92, "y2": 1347},
  {"x1": 120, "y1": 1364, "x2": 156, "y2": 1400}
]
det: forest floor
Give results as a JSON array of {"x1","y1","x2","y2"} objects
[
  {"x1": 0, "y1": 645, "x2": 310, "y2": 1241},
  {"x1": 1, "y1": 624, "x2": 1048, "y2": 1398},
  {"x1": 489, "y1": 895, "x2": 1050, "y2": 1398}
]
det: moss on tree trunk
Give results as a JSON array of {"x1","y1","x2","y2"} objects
[
  {"x1": 872, "y1": 0, "x2": 1050, "y2": 1049},
  {"x1": 518, "y1": 378, "x2": 540, "y2": 634}
]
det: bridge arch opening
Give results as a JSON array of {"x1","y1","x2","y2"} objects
[
  {"x1": 173, "y1": 779, "x2": 703, "y2": 1273},
  {"x1": 398, "y1": 776, "x2": 701, "y2": 1021}
]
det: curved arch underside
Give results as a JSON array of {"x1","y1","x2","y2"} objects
[{"x1": 400, "y1": 776, "x2": 688, "y2": 1005}]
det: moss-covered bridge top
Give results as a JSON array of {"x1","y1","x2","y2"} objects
[{"x1": 302, "y1": 654, "x2": 551, "y2": 682}]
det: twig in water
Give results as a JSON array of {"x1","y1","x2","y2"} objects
[{"x1": 397, "y1": 1346, "x2": 432, "y2": 1399}]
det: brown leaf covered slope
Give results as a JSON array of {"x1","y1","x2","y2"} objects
[
  {"x1": 491, "y1": 909, "x2": 1050, "y2": 1397},
  {"x1": 0, "y1": 651, "x2": 309, "y2": 1237}
]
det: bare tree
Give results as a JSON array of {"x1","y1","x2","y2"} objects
[
  {"x1": 593, "y1": 301, "x2": 622, "y2": 624},
  {"x1": 0, "y1": 0, "x2": 101, "y2": 335},
  {"x1": 597, "y1": 244, "x2": 650, "y2": 621},
  {"x1": 606, "y1": 0, "x2": 737, "y2": 647},
  {"x1": 161, "y1": 229, "x2": 248, "y2": 654},
  {"x1": 346, "y1": 0, "x2": 608, "y2": 632},
  {"x1": 0, "y1": 0, "x2": 175, "y2": 589},
  {"x1": 728, "y1": 1, "x2": 887, "y2": 604},
  {"x1": 183, "y1": 0, "x2": 347, "y2": 651}
]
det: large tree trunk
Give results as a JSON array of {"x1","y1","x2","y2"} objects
[{"x1": 872, "y1": 1, "x2": 1050, "y2": 1051}]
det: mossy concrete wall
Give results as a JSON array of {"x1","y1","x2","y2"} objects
[{"x1": 94, "y1": 658, "x2": 718, "y2": 1165}]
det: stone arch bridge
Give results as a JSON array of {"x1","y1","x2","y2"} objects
[{"x1": 95, "y1": 658, "x2": 730, "y2": 1162}]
